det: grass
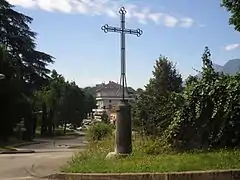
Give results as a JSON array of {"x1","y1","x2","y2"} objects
[
  {"x1": 63, "y1": 136, "x2": 240, "y2": 173},
  {"x1": 0, "y1": 136, "x2": 26, "y2": 151},
  {"x1": 0, "y1": 146, "x2": 17, "y2": 151}
]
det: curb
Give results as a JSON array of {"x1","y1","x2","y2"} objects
[
  {"x1": 82, "y1": 141, "x2": 89, "y2": 144},
  {"x1": 67, "y1": 144, "x2": 87, "y2": 149},
  {"x1": 12, "y1": 141, "x2": 43, "y2": 148},
  {"x1": 47, "y1": 169, "x2": 240, "y2": 180},
  {"x1": 0, "y1": 150, "x2": 35, "y2": 154}
]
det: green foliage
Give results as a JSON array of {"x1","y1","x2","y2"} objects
[
  {"x1": 0, "y1": 0, "x2": 54, "y2": 141},
  {"x1": 64, "y1": 135, "x2": 240, "y2": 173},
  {"x1": 221, "y1": 0, "x2": 240, "y2": 32},
  {"x1": 0, "y1": 0, "x2": 96, "y2": 141},
  {"x1": 34, "y1": 70, "x2": 96, "y2": 136},
  {"x1": 185, "y1": 75, "x2": 198, "y2": 86},
  {"x1": 87, "y1": 122, "x2": 113, "y2": 141},
  {"x1": 140, "y1": 137, "x2": 172, "y2": 155},
  {"x1": 165, "y1": 47, "x2": 240, "y2": 150},
  {"x1": 133, "y1": 55, "x2": 183, "y2": 136},
  {"x1": 101, "y1": 111, "x2": 110, "y2": 124}
]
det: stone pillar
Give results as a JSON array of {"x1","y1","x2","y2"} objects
[{"x1": 115, "y1": 100, "x2": 132, "y2": 154}]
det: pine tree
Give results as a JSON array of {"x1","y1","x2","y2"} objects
[
  {"x1": 0, "y1": 0, "x2": 54, "y2": 140},
  {"x1": 0, "y1": 0, "x2": 54, "y2": 91},
  {"x1": 134, "y1": 56, "x2": 183, "y2": 136}
]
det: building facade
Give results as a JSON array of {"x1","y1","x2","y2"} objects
[{"x1": 92, "y1": 81, "x2": 134, "y2": 123}]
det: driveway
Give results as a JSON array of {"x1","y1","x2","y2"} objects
[{"x1": 0, "y1": 135, "x2": 86, "y2": 180}]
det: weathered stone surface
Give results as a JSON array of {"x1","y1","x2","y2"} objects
[
  {"x1": 48, "y1": 170, "x2": 240, "y2": 180},
  {"x1": 115, "y1": 101, "x2": 132, "y2": 154}
]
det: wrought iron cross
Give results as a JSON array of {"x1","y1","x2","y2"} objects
[{"x1": 101, "y1": 7, "x2": 143, "y2": 101}]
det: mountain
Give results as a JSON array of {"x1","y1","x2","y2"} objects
[
  {"x1": 184, "y1": 59, "x2": 240, "y2": 86},
  {"x1": 195, "y1": 63, "x2": 224, "y2": 78},
  {"x1": 213, "y1": 63, "x2": 224, "y2": 72},
  {"x1": 222, "y1": 59, "x2": 240, "y2": 75},
  {"x1": 195, "y1": 59, "x2": 240, "y2": 77}
]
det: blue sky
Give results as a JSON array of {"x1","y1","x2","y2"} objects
[{"x1": 7, "y1": 0, "x2": 240, "y2": 89}]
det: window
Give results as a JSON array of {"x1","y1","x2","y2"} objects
[{"x1": 109, "y1": 100, "x2": 112, "y2": 103}]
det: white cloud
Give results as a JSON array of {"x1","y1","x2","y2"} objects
[
  {"x1": 133, "y1": 11, "x2": 147, "y2": 24},
  {"x1": 7, "y1": 0, "x2": 194, "y2": 28},
  {"x1": 8, "y1": 0, "x2": 36, "y2": 8},
  {"x1": 105, "y1": 9, "x2": 117, "y2": 18},
  {"x1": 179, "y1": 17, "x2": 194, "y2": 28},
  {"x1": 148, "y1": 13, "x2": 162, "y2": 24},
  {"x1": 225, "y1": 44, "x2": 239, "y2": 51},
  {"x1": 163, "y1": 15, "x2": 178, "y2": 27}
]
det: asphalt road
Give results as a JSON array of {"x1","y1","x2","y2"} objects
[{"x1": 0, "y1": 135, "x2": 85, "y2": 180}]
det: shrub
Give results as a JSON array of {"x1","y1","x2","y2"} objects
[
  {"x1": 101, "y1": 111, "x2": 110, "y2": 124},
  {"x1": 135, "y1": 136, "x2": 173, "y2": 155},
  {"x1": 165, "y1": 47, "x2": 240, "y2": 151},
  {"x1": 87, "y1": 122, "x2": 113, "y2": 141}
]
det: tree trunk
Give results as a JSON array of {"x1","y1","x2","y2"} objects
[
  {"x1": 64, "y1": 121, "x2": 67, "y2": 134},
  {"x1": 41, "y1": 102, "x2": 47, "y2": 136}
]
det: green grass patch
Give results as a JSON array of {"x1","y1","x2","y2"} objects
[
  {"x1": 0, "y1": 146, "x2": 17, "y2": 151},
  {"x1": 63, "y1": 136, "x2": 240, "y2": 173}
]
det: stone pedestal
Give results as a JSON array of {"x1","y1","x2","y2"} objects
[
  {"x1": 115, "y1": 100, "x2": 132, "y2": 154},
  {"x1": 106, "y1": 100, "x2": 132, "y2": 159}
]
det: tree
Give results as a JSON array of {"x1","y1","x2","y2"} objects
[
  {"x1": 0, "y1": 0, "x2": 54, "y2": 88},
  {"x1": 221, "y1": 0, "x2": 240, "y2": 31},
  {"x1": 185, "y1": 75, "x2": 198, "y2": 86},
  {"x1": 165, "y1": 47, "x2": 240, "y2": 150},
  {"x1": 0, "y1": 0, "x2": 54, "y2": 141},
  {"x1": 133, "y1": 56, "x2": 183, "y2": 136},
  {"x1": 34, "y1": 70, "x2": 96, "y2": 136},
  {"x1": 59, "y1": 81, "x2": 86, "y2": 131},
  {"x1": 145, "y1": 55, "x2": 183, "y2": 95}
]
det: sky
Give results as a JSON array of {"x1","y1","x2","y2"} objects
[{"x1": 6, "y1": 0, "x2": 240, "y2": 89}]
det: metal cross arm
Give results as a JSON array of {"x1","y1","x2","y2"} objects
[
  {"x1": 101, "y1": 24, "x2": 143, "y2": 37},
  {"x1": 100, "y1": 6, "x2": 143, "y2": 101}
]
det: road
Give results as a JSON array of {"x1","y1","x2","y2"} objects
[{"x1": 0, "y1": 135, "x2": 86, "y2": 180}]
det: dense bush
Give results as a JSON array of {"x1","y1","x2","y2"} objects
[
  {"x1": 165, "y1": 47, "x2": 240, "y2": 150},
  {"x1": 87, "y1": 122, "x2": 113, "y2": 141},
  {"x1": 133, "y1": 47, "x2": 240, "y2": 153}
]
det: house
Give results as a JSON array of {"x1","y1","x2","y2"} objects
[{"x1": 92, "y1": 81, "x2": 134, "y2": 123}]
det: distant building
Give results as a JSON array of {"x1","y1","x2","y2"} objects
[{"x1": 92, "y1": 81, "x2": 134, "y2": 123}]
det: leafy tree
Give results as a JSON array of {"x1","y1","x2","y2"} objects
[
  {"x1": 145, "y1": 55, "x2": 183, "y2": 95},
  {"x1": 133, "y1": 56, "x2": 183, "y2": 136},
  {"x1": 34, "y1": 70, "x2": 66, "y2": 135},
  {"x1": 59, "y1": 81, "x2": 86, "y2": 131},
  {"x1": 221, "y1": 0, "x2": 240, "y2": 31},
  {"x1": 165, "y1": 47, "x2": 240, "y2": 150},
  {"x1": 0, "y1": 0, "x2": 54, "y2": 141},
  {"x1": 185, "y1": 75, "x2": 198, "y2": 86},
  {"x1": 84, "y1": 92, "x2": 96, "y2": 117},
  {"x1": 34, "y1": 70, "x2": 96, "y2": 136}
]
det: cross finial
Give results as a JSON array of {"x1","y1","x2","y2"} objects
[
  {"x1": 119, "y1": 7, "x2": 127, "y2": 15},
  {"x1": 101, "y1": 6, "x2": 143, "y2": 101}
]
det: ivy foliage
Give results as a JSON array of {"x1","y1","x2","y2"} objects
[{"x1": 165, "y1": 47, "x2": 240, "y2": 150}]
